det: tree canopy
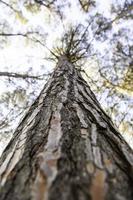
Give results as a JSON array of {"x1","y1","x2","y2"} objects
[{"x1": 0, "y1": 0, "x2": 132, "y2": 155}]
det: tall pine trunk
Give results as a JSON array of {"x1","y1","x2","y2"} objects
[{"x1": 0, "y1": 56, "x2": 133, "y2": 200}]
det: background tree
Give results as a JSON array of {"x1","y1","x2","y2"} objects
[{"x1": 0, "y1": 0, "x2": 132, "y2": 155}]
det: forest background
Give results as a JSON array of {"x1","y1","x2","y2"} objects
[{"x1": 0, "y1": 0, "x2": 132, "y2": 155}]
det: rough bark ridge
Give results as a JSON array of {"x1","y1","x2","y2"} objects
[{"x1": 0, "y1": 56, "x2": 133, "y2": 200}]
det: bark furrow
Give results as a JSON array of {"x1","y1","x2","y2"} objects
[{"x1": 0, "y1": 56, "x2": 133, "y2": 200}]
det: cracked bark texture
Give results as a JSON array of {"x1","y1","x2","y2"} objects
[{"x1": 0, "y1": 56, "x2": 133, "y2": 200}]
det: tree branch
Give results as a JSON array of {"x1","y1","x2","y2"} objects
[
  {"x1": 0, "y1": 72, "x2": 49, "y2": 80},
  {"x1": 0, "y1": 0, "x2": 18, "y2": 13},
  {"x1": 0, "y1": 31, "x2": 39, "y2": 37}
]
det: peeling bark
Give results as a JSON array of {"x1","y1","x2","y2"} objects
[{"x1": 0, "y1": 55, "x2": 133, "y2": 200}]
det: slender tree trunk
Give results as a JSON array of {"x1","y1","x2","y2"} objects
[{"x1": 0, "y1": 56, "x2": 133, "y2": 200}]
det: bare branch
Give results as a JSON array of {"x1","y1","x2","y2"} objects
[
  {"x1": 0, "y1": 0, "x2": 18, "y2": 13},
  {"x1": 0, "y1": 72, "x2": 49, "y2": 80},
  {"x1": 78, "y1": 0, "x2": 95, "y2": 12},
  {"x1": 0, "y1": 31, "x2": 39, "y2": 37},
  {"x1": 34, "y1": 0, "x2": 57, "y2": 9}
]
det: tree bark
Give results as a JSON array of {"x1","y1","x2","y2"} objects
[{"x1": 0, "y1": 55, "x2": 133, "y2": 200}]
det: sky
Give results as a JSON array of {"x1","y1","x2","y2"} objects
[{"x1": 0, "y1": 0, "x2": 132, "y2": 155}]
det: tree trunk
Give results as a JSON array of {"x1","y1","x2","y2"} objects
[{"x1": 0, "y1": 56, "x2": 133, "y2": 200}]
